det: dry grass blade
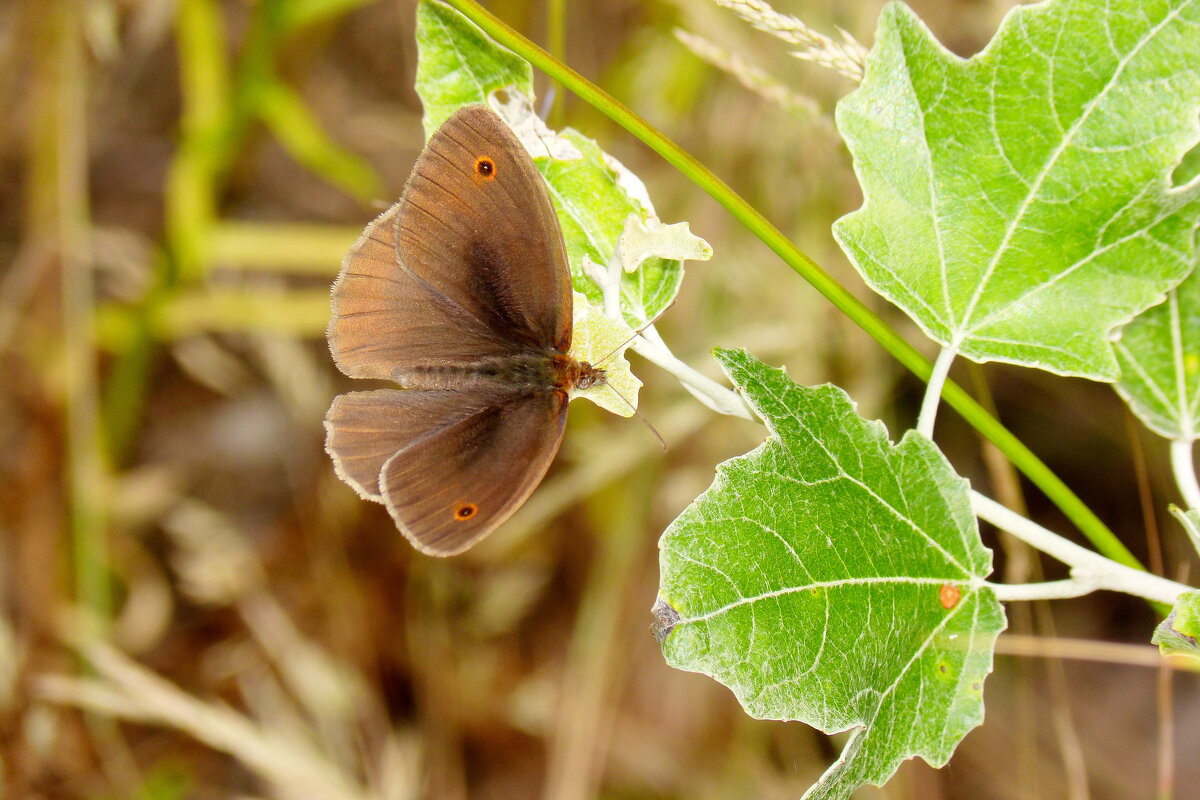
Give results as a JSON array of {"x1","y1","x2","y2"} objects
[
  {"x1": 674, "y1": 29, "x2": 825, "y2": 121},
  {"x1": 713, "y1": 0, "x2": 868, "y2": 81},
  {"x1": 36, "y1": 637, "x2": 382, "y2": 800}
]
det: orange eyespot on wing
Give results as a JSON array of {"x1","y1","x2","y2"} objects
[
  {"x1": 474, "y1": 155, "x2": 496, "y2": 179},
  {"x1": 939, "y1": 583, "x2": 962, "y2": 609},
  {"x1": 454, "y1": 502, "x2": 479, "y2": 521}
]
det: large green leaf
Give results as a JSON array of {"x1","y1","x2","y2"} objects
[
  {"x1": 538, "y1": 132, "x2": 695, "y2": 329},
  {"x1": 656, "y1": 349, "x2": 1005, "y2": 800},
  {"x1": 835, "y1": 0, "x2": 1200, "y2": 380},
  {"x1": 1115, "y1": 265, "x2": 1200, "y2": 439}
]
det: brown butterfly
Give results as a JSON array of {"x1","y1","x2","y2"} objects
[{"x1": 324, "y1": 105, "x2": 605, "y2": 556}]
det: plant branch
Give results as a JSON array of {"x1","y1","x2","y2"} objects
[
  {"x1": 972, "y1": 492, "x2": 1190, "y2": 607},
  {"x1": 439, "y1": 0, "x2": 1147, "y2": 575},
  {"x1": 1170, "y1": 439, "x2": 1200, "y2": 511}
]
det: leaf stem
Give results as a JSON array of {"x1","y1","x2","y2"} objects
[
  {"x1": 972, "y1": 492, "x2": 1190, "y2": 606},
  {"x1": 631, "y1": 331, "x2": 753, "y2": 419},
  {"x1": 1169, "y1": 439, "x2": 1200, "y2": 511},
  {"x1": 439, "y1": 0, "x2": 1146, "y2": 573},
  {"x1": 986, "y1": 578, "x2": 1100, "y2": 602},
  {"x1": 917, "y1": 345, "x2": 955, "y2": 439}
]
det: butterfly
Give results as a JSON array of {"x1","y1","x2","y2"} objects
[{"x1": 324, "y1": 105, "x2": 605, "y2": 556}]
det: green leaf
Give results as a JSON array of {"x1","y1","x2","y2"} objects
[
  {"x1": 1152, "y1": 589, "x2": 1200, "y2": 660},
  {"x1": 414, "y1": 0, "x2": 533, "y2": 138},
  {"x1": 1115, "y1": 265, "x2": 1200, "y2": 439},
  {"x1": 538, "y1": 132, "x2": 692, "y2": 329},
  {"x1": 835, "y1": 0, "x2": 1200, "y2": 380},
  {"x1": 656, "y1": 349, "x2": 1005, "y2": 800}
]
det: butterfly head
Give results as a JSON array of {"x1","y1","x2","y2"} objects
[{"x1": 572, "y1": 360, "x2": 606, "y2": 391}]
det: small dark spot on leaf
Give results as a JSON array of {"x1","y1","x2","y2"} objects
[{"x1": 650, "y1": 598, "x2": 681, "y2": 643}]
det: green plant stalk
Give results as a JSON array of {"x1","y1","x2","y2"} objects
[
  {"x1": 102, "y1": 0, "x2": 232, "y2": 459},
  {"x1": 104, "y1": 0, "x2": 382, "y2": 459},
  {"x1": 31, "y1": 0, "x2": 111, "y2": 627},
  {"x1": 441, "y1": 0, "x2": 1145, "y2": 574},
  {"x1": 547, "y1": 0, "x2": 566, "y2": 128},
  {"x1": 209, "y1": 221, "x2": 358, "y2": 272}
]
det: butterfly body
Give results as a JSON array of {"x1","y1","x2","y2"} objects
[
  {"x1": 324, "y1": 105, "x2": 605, "y2": 556},
  {"x1": 395, "y1": 351, "x2": 604, "y2": 395}
]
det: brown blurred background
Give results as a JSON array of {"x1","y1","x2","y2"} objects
[{"x1": 1, "y1": 0, "x2": 1197, "y2": 797}]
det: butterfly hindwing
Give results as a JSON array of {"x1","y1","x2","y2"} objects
[
  {"x1": 324, "y1": 386, "x2": 569, "y2": 556},
  {"x1": 379, "y1": 389, "x2": 569, "y2": 555}
]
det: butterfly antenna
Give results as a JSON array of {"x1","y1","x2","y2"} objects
[
  {"x1": 590, "y1": 301, "x2": 680, "y2": 450},
  {"x1": 594, "y1": 330, "x2": 642, "y2": 369},
  {"x1": 592, "y1": 300, "x2": 679, "y2": 368},
  {"x1": 606, "y1": 384, "x2": 665, "y2": 452}
]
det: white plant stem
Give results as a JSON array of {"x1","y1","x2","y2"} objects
[
  {"x1": 626, "y1": 312, "x2": 1193, "y2": 605},
  {"x1": 630, "y1": 331, "x2": 754, "y2": 420},
  {"x1": 986, "y1": 577, "x2": 1100, "y2": 602},
  {"x1": 972, "y1": 491, "x2": 1192, "y2": 606},
  {"x1": 603, "y1": 256, "x2": 623, "y2": 320},
  {"x1": 916, "y1": 345, "x2": 956, "y2": 439},
  {"x1": 1169, "y1": 438, "x2": 1200, "y2": 511}
]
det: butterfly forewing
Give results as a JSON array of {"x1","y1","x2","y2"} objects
[
  {"x1": 328, "y1": 203, "x2": 511, "y2": 380},
  {"x1": 328, "y1": 106, "x2": 574, "y2": 382},
  {"x1": 409, "y1": 107, "x2": 574, "y2": 353}
]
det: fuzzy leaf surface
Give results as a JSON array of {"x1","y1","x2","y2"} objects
[
  {"x1": 1116, "y1": 266, "x2": 1200, "y2": 439},
  {"x1": 656, "y1": 349, "x2": 1005, "y2": 799},
  {"x1": 835, "y1": 0, "x2": 1200, "y2": 379}
]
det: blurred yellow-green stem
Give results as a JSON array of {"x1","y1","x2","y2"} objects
[
  {"x1": 30, "y1": 0, "x2": 111, "y2": 629},
  {"x1": 209, "y1": 222, "x2": 359, "y2": 273},
  {"x1": 96, "y1": 290, "x2": 332, "y2": 350},
  {"x1": 103, "y1": 0, "x2": 380, "y2": 460},
  {"x1": 105, "y1": 0, "x2": 232, "y2": 459},
  {"x1": 441, "y1": 0, "x2": 1146, "y2": 575}
]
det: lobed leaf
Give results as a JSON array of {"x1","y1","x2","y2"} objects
[
  {"x1": 656, "y1": 349, "x2": 1005, "y2": 800},
  {"x1": 835, "y1": 0, "x2": 1200, "y2": 380},
  {"x1": 1115, "y1": 265, "x2": 1200, "y2": 439}
]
